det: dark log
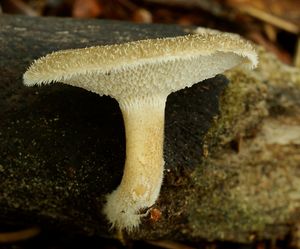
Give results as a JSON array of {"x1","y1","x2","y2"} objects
[{"x1": 1, "y1": 14, "x2": 300, "y2": 244}]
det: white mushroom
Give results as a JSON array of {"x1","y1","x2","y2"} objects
[{"x1": 23, "y1": 29, "x2": 258, "y2": 232}]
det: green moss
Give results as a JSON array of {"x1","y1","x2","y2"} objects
[
  {"x1": 187, "y1": 49, "x2": 300, "y2": 242},
  {"x1": 188, "y1": 189, "x2": 270, "y2": 241},
  {"x1": 187, "y1": 149, "x2": 300, "y2": 242},
  {"x1": 204, "y1": 68, "x2": 268, "y2": 151}
]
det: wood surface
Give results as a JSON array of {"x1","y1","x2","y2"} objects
[{"x1": 1, "y1": 14, "x2": 300, "y2": 244}]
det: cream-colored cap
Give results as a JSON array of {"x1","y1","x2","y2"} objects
[{"x1": 23, "y1": 29, "x2": 257, "y2": 104}]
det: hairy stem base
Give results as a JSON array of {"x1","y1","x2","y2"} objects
[{"x1": 103, "y1": 97, "x2": 166, "y2": 231}]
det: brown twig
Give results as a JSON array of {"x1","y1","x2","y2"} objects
[
  {"x1": 0, "y1": 226, "x2": 41, "y2": 243},
  {"x1": 7, "y1": 0, "x2": 39, "y2": 16},
  {"x1": 147, "y1": 240, "x2": 196, "y2": 249},
  {"x1": 237, "y1": 5, "x2": 299, "y2": 34}
]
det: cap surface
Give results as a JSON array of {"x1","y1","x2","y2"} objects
[{"x1": 23, "y1": 29, "x2": 258, "y2": 102}]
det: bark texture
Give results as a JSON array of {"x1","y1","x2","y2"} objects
[{"x1": 0, "y1": 14, "x2": 300, "y2": 244}]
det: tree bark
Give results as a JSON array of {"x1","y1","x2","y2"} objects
[{"x1": 0, "y1": 14, "x2": 300, "y2": 244}]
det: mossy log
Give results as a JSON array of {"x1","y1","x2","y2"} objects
[{"x1": 0, "y1": 14, "x2": 300, "y2": 244}]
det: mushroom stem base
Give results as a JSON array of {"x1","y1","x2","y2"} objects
[{"x1": 103, "y1": 97, "x2": 166, "y2": 231}]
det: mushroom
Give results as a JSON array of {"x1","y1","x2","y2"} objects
[{"x1": 23, "y1": 29, "x2": 258, "y2": 232}]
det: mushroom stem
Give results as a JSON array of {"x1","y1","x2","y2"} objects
[{"x1": 103, "y1": 96, "x2": 167, "y2": 231}]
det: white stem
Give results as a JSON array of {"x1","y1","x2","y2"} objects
[{"x1": 103, "y1": 96, "x2": 166, "y2": 231}]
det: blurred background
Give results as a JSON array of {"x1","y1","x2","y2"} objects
[
  {"x1": 1, "y1": 0, "x2": 300, "y2": 248},
  {"x1": 1, "y1": 0, "x2": 300, "y2": 67}
]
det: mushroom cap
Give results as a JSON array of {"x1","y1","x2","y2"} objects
[{"x1": 23, "y1": 29, "x2": 257, "y2": 104}]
